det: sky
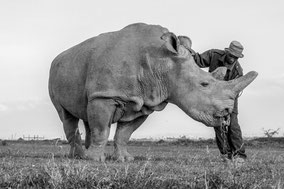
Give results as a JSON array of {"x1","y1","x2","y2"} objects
[{"x1": 0, "y1": 0, "x2": 284, "y2": 140}]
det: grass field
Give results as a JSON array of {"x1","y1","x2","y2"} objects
[{"x1": 0, "y1": 139, "x2": 283, "y2": 188}]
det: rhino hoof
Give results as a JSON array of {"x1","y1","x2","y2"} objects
[
  {"x1": 125, "y1": 155, "x2": 134, "y2": 162},
  {"x1": 114, "y1": 155, "x2": 134, "y2": 162},
  {"x1": 93, "y1": 154, "x2": 106, "y2": 162},
  {"x1": 68, "y1": 153, "x2": 86, "y2": 159},
  {"x1": 68, "y1": 149, "x2": 85, "y2": 159}
]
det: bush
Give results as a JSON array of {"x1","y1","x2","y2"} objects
[
  {"x1": 1, "y1": 140, "x2": 7, "y2": 146},
  {"x1": 263, "y1": 128, "x2": 280, "y2": 138}
]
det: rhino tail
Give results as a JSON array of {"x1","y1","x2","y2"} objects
[{"x1": 83, "y1": 121, "x2": 91, "y2": 149}]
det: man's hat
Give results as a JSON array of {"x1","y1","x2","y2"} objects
[{"x1": 225, "y1": 41, "x2": 244, "y2": 58}]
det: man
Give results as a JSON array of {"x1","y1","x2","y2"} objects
[{"x1": 179, "y1": 38, "x2": 247, "y2": 161}]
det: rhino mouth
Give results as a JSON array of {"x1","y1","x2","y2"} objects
[
  {"x1": 213, "y1": 112, "x2": 230, "y2": 127},
  {"x1": 191, "y1": 109, "x2": 230, "y2": 127}
]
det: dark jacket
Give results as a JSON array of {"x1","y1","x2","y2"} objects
[{"x1": 193, "y1": 49, "x2": 243, "y2": 113}]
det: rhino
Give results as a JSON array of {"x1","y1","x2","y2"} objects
[{"x1": 48, "y1": 23, "x2": 257, "y2": 162}]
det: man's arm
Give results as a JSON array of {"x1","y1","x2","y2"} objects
[
  {"x1": 177, "y1": 35, "x2": 212, "y2": 68},
  {"x1": 231, "y1": 62, "x2": 244, "y2": 114},
  {"x1": 232, "y1": 62, "x2": 244, "y2": 79},
  {"x1": 193, "y1": 50, "x2": 213, "y2": 68}
]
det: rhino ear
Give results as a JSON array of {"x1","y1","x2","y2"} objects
[
  {"x1": 211, "y1": 67, "x2": 227, "y2": 80},
  {"x1": 178, "y1": 36, "x2": 192, "y2": 49},
  {"x1": 161, "y1": 32, "x2": 180, "y2": 54}
]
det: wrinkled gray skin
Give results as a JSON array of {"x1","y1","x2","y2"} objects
[{"x1": 49, "y1": 23, "x2": 258, "y2": 162}]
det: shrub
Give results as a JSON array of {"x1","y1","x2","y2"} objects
[{"x1": 1, "y1": 140, "x2": 7, "y2": 146}]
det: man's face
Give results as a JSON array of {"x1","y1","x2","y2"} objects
[{"x1": 225, "y1": 52, "x2": 239, "y2": 65}]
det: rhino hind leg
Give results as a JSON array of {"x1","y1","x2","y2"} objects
[
  {"x1": 113, "y1": 115, "x2": 148, "y2": 162},
  {"x1": 86, "y1": 99, "x2": 115, "y2": 162},
  {"x1": 60, "y1": 107, "x2": 85, "y2": 159}
]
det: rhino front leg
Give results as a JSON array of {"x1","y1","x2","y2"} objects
[
  {"x1": 114, "y1": 115, "x2": 148, "y2": 162},
  {"x1": 86, "y1": 99, "x2": 115, "y2": 162}
]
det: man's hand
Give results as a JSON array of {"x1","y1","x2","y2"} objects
[{"x1": 220, "y1": 115, "x2": 231, "y2": 127}]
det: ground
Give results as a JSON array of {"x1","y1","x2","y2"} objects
[{"x1": 0, "y1": 139, "x2": 283, "y2": 188}]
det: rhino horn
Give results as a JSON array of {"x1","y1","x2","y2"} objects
[{"x1": 230, "y1": 71, "x2": 258, "y2": 94}]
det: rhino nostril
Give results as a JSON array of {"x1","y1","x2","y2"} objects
[
  {"x1": 221, "y1": 108, "x2": 230, "y2": 116},
  {"x1": 228, "y1": 108, "x2": 232, "y2": 114}
]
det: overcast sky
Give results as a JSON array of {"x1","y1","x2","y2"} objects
[{"x1": 0, "y1": 0, "x2": 284, "y2": 140}]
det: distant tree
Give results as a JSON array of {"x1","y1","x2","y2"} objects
[
  {"x1": 262, "y1": 128, "x2": 280, "y2": 138},
  {"x1": 18, "y1": 137, "x2": 24, "y2": 142},
  {"x1": 180, "y1": 135, "x2": 187, "y2": 139},
  {"x1": 1, "y1": 140, "x2": 7, "y2": 146}
]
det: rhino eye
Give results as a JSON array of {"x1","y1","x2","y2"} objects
[{"x1": 200, "y1": 82, "x2": 209, "y2": 87}]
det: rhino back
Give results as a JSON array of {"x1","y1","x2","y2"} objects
[
  {"x1": 49, "y1": 36, "x2": 101, "y2": 119},
  {"x1": 49, "y1": 23, "x2": 170, "y2": 120}
]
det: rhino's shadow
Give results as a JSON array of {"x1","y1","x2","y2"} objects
[
  {"x1": 132, "y1": 156, "x2": 177, "y2": 162},
  {"x1": 0, "y1": 152, "x2": 179, "y2": 163},
  {"x1": 0, "y1": 152, "x2": 69, "y2": 159}
]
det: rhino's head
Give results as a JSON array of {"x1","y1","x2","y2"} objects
[{"x1": 160, "y1": 32, "x2": 258, "y2": 127}]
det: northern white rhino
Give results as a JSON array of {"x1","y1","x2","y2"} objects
[{"x1": 49, "y1": 23, "x2": 257, "y2": 162}]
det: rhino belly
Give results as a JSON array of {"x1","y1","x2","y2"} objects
[
  {"x1": 115, "y1": 102, "x2": 167, "y2": 123},
  {"x1": 117, "y1": 106, "x2": 154, "y2": 122}
]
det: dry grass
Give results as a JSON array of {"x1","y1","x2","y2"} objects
[{"x1": 0, "y1": 141, "x2": 283, "y2": 188}]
